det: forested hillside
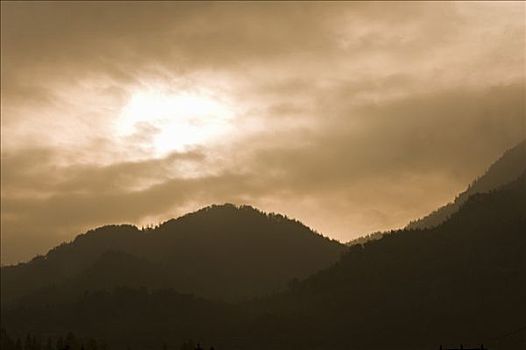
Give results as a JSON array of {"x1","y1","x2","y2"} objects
[
  {"x1": 1, "y1": 204, "x2": 345, "y2": 304},
  {"x1": 3, "y1": 174, "x2": 524, "y2": 349}
]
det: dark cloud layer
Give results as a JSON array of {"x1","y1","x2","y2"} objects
[{"x1": 1, "y1": 1, "x2": 525, "y2": 264}]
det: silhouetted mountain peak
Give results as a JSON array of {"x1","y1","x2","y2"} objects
[
  {"x1": 164, "y1": 203, "x2": 299, "y2": 226},
  {"x1": 72, "y1": 224, "x2": 142, "y2": 243},
  {"x1": 157, "y1": 203, "x2": 329, "y2": 244}
]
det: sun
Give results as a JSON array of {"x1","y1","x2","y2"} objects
[{"x1": 116, "y1": 86, "x2": 235, "y2": 155}]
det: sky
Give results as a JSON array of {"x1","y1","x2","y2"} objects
[{"x1": 1, "y1": 1, "x2": 525, "y2": 265}]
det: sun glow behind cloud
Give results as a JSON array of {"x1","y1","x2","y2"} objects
[{"x1": 116, "y1": 86, "x2": 236, "y2": 156}]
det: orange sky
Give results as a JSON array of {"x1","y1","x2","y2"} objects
[{"x1": 1, "y1": 1, "x2": 525, "y2": 265}]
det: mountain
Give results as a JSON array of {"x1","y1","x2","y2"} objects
[
  {"x1": 1, "y1": 204, "x2": 345, "y2": 304},
  {"x1": 2, "y1": 173, "x2": 524, "y2": 350},
  {"x1": 407, "y1": 139, "x2": 526, "y2": 229},
  {"x1": 254, "y1": 172, "x2": 526, "y2": 349}
]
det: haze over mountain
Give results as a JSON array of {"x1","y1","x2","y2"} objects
[
  {"x1": 407, "y1": 139, "x2": 526, "y2": 229},
  {"x1": 1, "y1": 204, "x2": 345, "y2": 304}
]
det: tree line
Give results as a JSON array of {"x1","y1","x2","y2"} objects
[{"x1": 1, "y1": 329, "x2": 214, "y2": 350}]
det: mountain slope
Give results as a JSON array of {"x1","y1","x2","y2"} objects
[
  {"x1": 255, "y1": 172, "x2": 526, "y2": 349},
  {"x1": 407, "y1": 139, "x2": 526, "y2": 229},
  {"x1": 2, "y1": 174, "x2": 524, "y2": 350},
  {"x1": 1, "y1": 204, "x2": 345, "y2": 304}
]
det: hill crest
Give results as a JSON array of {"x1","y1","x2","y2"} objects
[{"x1": 1, "y1": 203, "x2": 346, "y2": 303}]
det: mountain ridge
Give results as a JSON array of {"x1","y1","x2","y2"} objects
[
  {"x1": 1, "y1": 203, "x2": 346, "y2": 304},
  {"x1": 407, "y1": 139, "x2": 526, "y2": 229}
]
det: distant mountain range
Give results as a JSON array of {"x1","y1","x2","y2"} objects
[{"x1": 1, "y1": 141, "x2": 525, "y2": 350}]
